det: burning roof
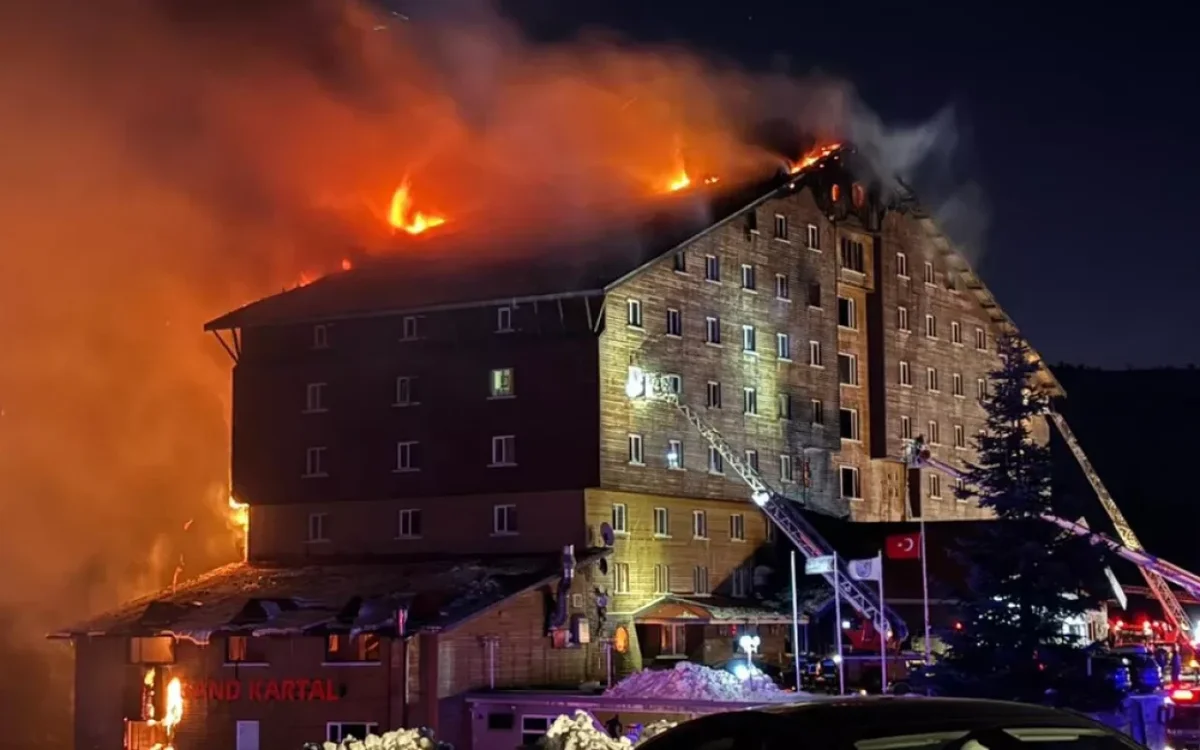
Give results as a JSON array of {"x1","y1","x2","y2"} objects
[{"x1": 50, "y1": 550, "x2": 607, "y2": 642}]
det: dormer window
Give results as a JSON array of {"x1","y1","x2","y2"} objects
[
  {"x1": 831, "y1": 184, "x2": 841, "y2": 202},
  {"x1": 851, "y1": 183, "x2": 865, "y2": 208}
]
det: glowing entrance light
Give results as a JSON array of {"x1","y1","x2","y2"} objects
[
  {"x1": 751, "y1": 491, "x2": 770, "y2": 507},
  {"x1": 625, "y1": 366, "x2": 646, "y2": 399}
]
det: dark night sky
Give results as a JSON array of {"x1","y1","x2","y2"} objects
[{"x1": 504, "y1": 0, "x2": 1198, "y2": 368}]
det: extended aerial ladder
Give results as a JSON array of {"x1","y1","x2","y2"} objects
[
  {"x1": 626, "y1": 365, "x2": 909, "y2": 640},
  {"x1": 904, "y1": 416, "x2": 1199, "y2": 643}
]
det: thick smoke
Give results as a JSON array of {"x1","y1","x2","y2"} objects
[{"x1": 0, "y1": 0, "x2": 965, "y2": 745}]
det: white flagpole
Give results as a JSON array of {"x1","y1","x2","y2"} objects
[
  {"x1": 920, "y1": 519, "x2": 931, "y2": 665},
  {"x1": 833, "y1": 552, "x2": 845, "y2": 695},
  {"x1": 790, "y1": 550, "x2": 802, "y2": 690},
  {"x1": 877, "y1": 551, "x2": 888, "y2": 694}
]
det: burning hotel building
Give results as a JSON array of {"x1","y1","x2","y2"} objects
[{"x1": 55, "y1": 146, "x2": 1057, "y2": 750}]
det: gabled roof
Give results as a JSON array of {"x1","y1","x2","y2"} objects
[{"x1": 49, "y1": 550, "x2": 606, "y2": 641}]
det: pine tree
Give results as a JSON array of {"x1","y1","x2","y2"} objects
[{"x1": 927, "y1": 334, "x2": 1112, "y2": 704}]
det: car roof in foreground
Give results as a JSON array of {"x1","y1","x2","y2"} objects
[{"x1": 756, "y1": 696, "x2": 1103, "y2": 729}]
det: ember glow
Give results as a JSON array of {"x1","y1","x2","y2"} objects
[
  {"x1": 228, "y1": 495, "x2": 249, "y2": 553},
  {"x1": 387, "y1": 179, "x2": 446, "y2": 236},
  {"x1": 788, "y1": 143, "x2": 844, "y2": 174}
]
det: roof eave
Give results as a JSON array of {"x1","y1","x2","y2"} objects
[{"x1": 204, "y1": 287, "x2": 606, "y2": 332}]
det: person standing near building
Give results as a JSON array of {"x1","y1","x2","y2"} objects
[{"x1": 606, "y1": 715, "x2": 624, "y2": 739}]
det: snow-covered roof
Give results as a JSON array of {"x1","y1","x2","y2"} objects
[
  {"x1": 50, "y1": 550, "x2": 608, "y2": 642},
  {"x1": 631, "y1": 595, "x2": 801, "y2": 625}
]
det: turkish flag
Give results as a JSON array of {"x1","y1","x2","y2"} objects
[{"x1": 886, "y1": 532, "x2": 921, "y2": 560}]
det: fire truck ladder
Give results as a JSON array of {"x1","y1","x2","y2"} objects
[
  {"x1": 628, "y1": 366, "x2": 908, "y2": 639},
  {"x1": 903, "y1": 429, "x2": 1196, "y2": 641},
  {"x1": 1047, "y1": 410, "x2": 1192, "y2": 639}
]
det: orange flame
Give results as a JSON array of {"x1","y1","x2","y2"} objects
[
  {"x1": 788, "y1": 142, "x2": 843, "y2": 174},
  {"x1": 388, "y1": 179, "x2": 446, "y2": 235}
]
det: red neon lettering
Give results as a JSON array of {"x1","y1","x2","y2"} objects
[
  {"x1": 281, "y1": 679, "x2": 296, "y2": 701},
  {"x1": 326, "y1": 679, "x2": 339, "y2": 702},
  {"x1": 249, "y1": 680, "x2": 264, "y2": 701},
  {"x1": 262, "y1": 680, "x2": 281, "y2": 701},
  {"x1": 294, "y1": 678, "x2": 311, "y2": 699},
  {"x1": 225, "y1": 680, "x2": 241, "y2": 701},
  {"x1": 308, "y1": 679, "x2": 325, "y2": 702},
  {"x1": 207, "y1": 680, "x2": 225, "y2": 701}
]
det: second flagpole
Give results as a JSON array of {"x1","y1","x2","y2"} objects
[{"x1": 878, "y1": 551, "x2": 888, "y2": 693}]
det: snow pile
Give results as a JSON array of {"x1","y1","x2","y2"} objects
[
  {"x1": 627, "y1": 720, "x2": 679, "y2": 744},
  {"x1": 605, "y1": 661, "x2": 795, "y2": 703},
  {"x1": 303, "y1": 726, "x2": 451, "y2": 750},
  {"x1": 540, "y1": 712, "x2": 632, "y2": 750}
]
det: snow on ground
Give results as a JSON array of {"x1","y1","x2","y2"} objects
[
  {"x1": 605, "y1": 661, "x2": 800, "y2": 703},
  {"x1": 540, "y1": 712, "x2": 682, "y2": 750},
  {"x1": 308, "y1": 727, "x2": 446, "y2": 750}
]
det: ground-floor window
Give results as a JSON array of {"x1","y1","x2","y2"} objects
[
  {"x1": 327, "y1": 722, "x2": 380, "y2": 743},
  {"x1": 521, "y1": 716, "x2": 555, "y2": 746}
]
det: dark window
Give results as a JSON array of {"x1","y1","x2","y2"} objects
[
  {"x1": 673, "y1": 252, "x2": 686, "y2": 273},
  {"x1": 837, "y1": 297, "x2": 856, "y2": 328},
  {"x1": 487, "y1": 713, "x2": 516, "y2": 731},
  {"x1": 745, "y1": 211, "x2": 758, "y2": 233},
  {"x1": 839, "y1": 238, "x2": 865, "y2": 272},
  {"x1": 328, "y1": 724, "x2": 380, "y2": 743},
  {"x1": 807, "y1": 282, "x2": 821, "y2": 308},
  {"x1": 325, "y1": 634, "x2": 381, "y2": 663}
]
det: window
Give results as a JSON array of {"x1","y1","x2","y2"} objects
[
  {"x1": 489, "y1": 368, "x2": 514, "y2": 398},
  {"x1": 923, "y1": 261, "x2": 935, "y2": 285},
  {"x1": 745, "y1": 449, "x2": 759, "y2": 472},
  {"x1": 626, "y1": 299, "x2": 643, "y2": 328},
  {"x1": 900, "y1": 415, "x2": 912, "y2": 440},
  {"x1": 654, "y1": 564, "x2": 670, "y2": 594},
  {"x1": 730, "y1": 513, "x2": 746, "y2": 541},
  {"x1": 665, "y1": 373, "x2": 683, "y2": 395},
  {"x1": 704, "y1": 254, "x2": 720, "y2": 282},
  {"x1": 811, "y1": 399, "x2": 825, "y2": 426},
  {"x1": 838, "y1": 353, "x2": 859, "y2": 386},
  {"x1": 706, "y1": 381, "x2": 722, "y2": 408},
  {"x1": 839, "y1": 408, "x2": 860, "y2": 442},
  {"x1": 304, "y1": 383, "x2": 327, "y2": 413},
  {"x1": 731, "y1": 566, "x2": 751, "y2": 598},
  {"x1": 840, "y1": 466, "x2": 862, "y2": 499},
  {"x1": 693, "y1": 510, "x2": 708, "y2": 539},
  {"x1": 806, "y1": 223, "x2": 819, "y2": 250},
  {"x1": 304, "y1": 447, "x2": 327, "y2": 478},
  {"x1": 975, "y1": 327, "x2": 987, "y2": 350},
  {"x1": 128, "y1": 637, "x2": 175, "y2": 665},
  {"x1": 898, "y1": 306, "x2": 910, "y2": 332},
  {"x1": 666, "y1": 308, "x2": 682, "y2": 336},
  {"x1": 628, "y1": 434, "x2": 645, "y2": 465},
  {"x1": 396, "y1": 508, "x2": 422, "y2": 539},
  {"x1": 774, "y1": 214, "x2": 788, "y2": 239},
  {"x1": 852, "y1": 183, "x2": 865, "y2": 207},
  {"x1": 955, "y1": 477, "x2": 968, "y2": 501},
  {"x1": 928, "y1": 420, "x2": 941, "y2": 444},
  {"x1": 925, "y1": 314, "x2": 938, "y2": 339},
  {"x1": 807, "y1": 282, "x2": 822, "y2": 308},
  {"x1": 977, "y1": 377, "x2": 988, "y2": 401},
  {"x1": 312, "y1": 324, "x2": 329, "y2": 350},
  {"x1": 705, "y1": 316, "x2": 721, "y2": 344},
  {"x1": 491, "y1": 435, "x2": 516, "y2": 467},
  {"x1": 401, "y1": 315, "x2": 420, "y2": 341},
  {"x1": 780, "y1": 454, "x2": 795, "y2": 483},
  {"x1": 707, "y1": 445, "x2": 724, "y2": 474},
  {"x1": 611, "y1": 503, "x2": 628, "y2": 534},
  {"x1": 928, "y1": 474, "x2": 942, "y2": 499},
  {"x1": 328, "y1": 724, "x2": 381, "y2": 744},
  {"x1": 745, "y1": 211, "x2": 759, "y2": 234},
  {"x1": 837, "y1": 297, "x2": 857, "y2": 329},
  {"x1": 614, "y1": 563, "x2": 630, "y2": 593},
  {"x1": 926, "y1": 367, "x2": 940, "y2": 392},
  {"x1": 742, "y1": 324, "x2": 756, "y2": 353},
  {"x1": 394, "y1": 375, "x2": 419, "y2": 406},
  {"x1": 776, "y1": 332, "x2": 792, "y2": 360},
  {"x1": 777, "y1": 392, "x2": 793, "y2": 419},
  {"x1": 496, "y1": 306, "x2": 513, "y2": 333},
  {"x1": 493, "y1": 504, "x2": 517, "y2": 534},
  {"x1": 899, "y1": 360, "x2": 912, "y2": 386},
  {"x1": 775, "y1": 274, "x2": 790, "y2": 300},
  {"x1": 395, "y1": 441, "x2": 420, "y2": 473},
  {"x1": 952, "y1": 372, "x2": 964, "y2": 397},
  {"x1": 741, "y1": 264, "x2": 757, "y2": 291},
  {"x1": 667, "y1": 439, "x2": 684, "y2": 469},
  {"x1": 742, "y1": 387, "x2": 758, "y2": 415},
  {"x1": 225, "y1": 636, "x2": 268, "y2": 665},
  {"x1": 519, "y1": 717, "x2": 554, "y2": 748},
  {"x1": 673, "y1": 251, "x2": 686, "y2": 273},
  {"x1": 809, "y1": 340, "x2": 823, "y2": 367},
  {"x1": 765, "y1": 523, "x2": 776, "y2": 543},
  {"x1": 654, "y1": 507, "x2": 669, "y2": 537},
  {"x1": 951, "y1": 321, "x2": 963, "y2": 345},
  {"x1": 840, "y1": 238, "x2": 865, "y2": 273},
  {"x1": 954, "y1": 424, "x2": 966, "y2": 448},
  {"x1": 897, "y1": 252, "x2": 909, "y2": 278},
  {"x1": 306, "y1": 512, "x2": 329, "y2": 542},
  {"x1": 693, "y1": 566, "x2": 711, "y2": 595},
  {"x1": 325, "y1": 634, "x2": 381, "y2": 664}
]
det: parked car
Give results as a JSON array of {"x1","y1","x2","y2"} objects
[
  {"x1": 1162, "y1": 685, "x2": 1200, "y2": 750},
  {"x1": 638, "y1": 696, "x2": 1146, "y2": 750}
]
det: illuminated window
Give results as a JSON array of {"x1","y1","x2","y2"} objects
[
  {"x1": 489, "y1": 368, "x2": 514, "y2": 398},
  {"x1": 852, "y1": 183, "x2": 865, "y2": 207},
  {"x1": 831, "y1": 184, "x2": 841, "y2": 202},
  {"x1": 325, "y1": 634, "x2": 381, "y2": 664},
  {"x1": 129, "y1": 637, "x2": 175, "y2": 665},
  {"x1": 225, "y1": 636, "x2": 268, "y2": 665}
]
